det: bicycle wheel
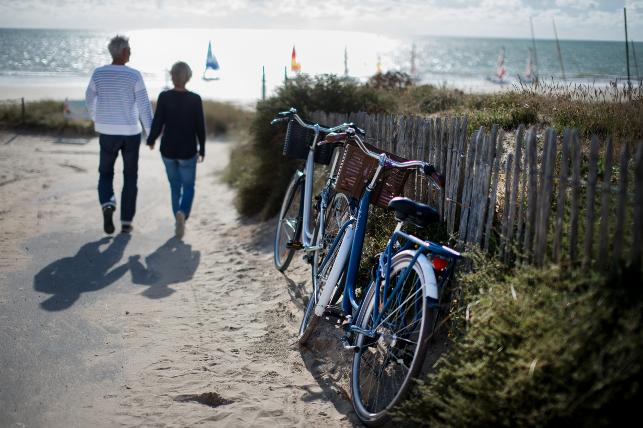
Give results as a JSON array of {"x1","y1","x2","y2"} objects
[
  {"x1": 311, "y1": 192, "x2": 351, "y2": 295},
  {"x1": 298, "y1": 217, "x2": 351, "y2": 344},
  {"x1": 351, "y1": 251, "x2": 437, "y2": 426},
  {"x1": 273, "y1": 172, "x2": 304, "y2": 272}
]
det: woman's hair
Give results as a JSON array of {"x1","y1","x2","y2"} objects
[
  {"x1": 108, "y1": 35, "x2": 130, "y2": 59},
  {"x1": 170, "y1": 61, "x2": 193, "y2": 87}
]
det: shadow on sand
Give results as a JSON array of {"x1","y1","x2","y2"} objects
[
  {"x1": 128, "y1": 237, "x2": 200, "y2": 299},
  {"x1": 34, "y1": 234, "x2": 131, "y2": 311}
]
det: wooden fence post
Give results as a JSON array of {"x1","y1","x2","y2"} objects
[
  {"x1": 484, "y1": 131, "x2": 503, "y2": 252},
  {"x1": 598, "y1": 138, "x2": 613, "y2": 270},
  {"x1": 583, "y1": 136, "x2": 600, "y2": 268},
  {"x1": 613, "y1": 142, "x2": 629, "y2": 265},
  {"x1": 553, "y1": 129, "x2": 571, "y2": 263},
  {"x1": 569, "y1": 131, "x2": 581, "y2": 264},
  {"x1": 534, "y1": 129, "x2": 556, "y2": 266},
  {"x1": 501, "y1": 153, "x2": 514, "y2": 260},
  {"x1": 632, "y1": 142, "x2": 643, "y2": 268},
  {"x1": 523, "y1": 128, "x2": 538, "y2": 262}
]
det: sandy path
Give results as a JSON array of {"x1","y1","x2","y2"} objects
[{"x1": 0, "y1": 132, "x2": 357, "y2": 427}]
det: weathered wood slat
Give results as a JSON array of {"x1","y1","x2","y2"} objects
[
  {"x1": 583, "y1": 135, "x2": 600, "y2": 268},
  {"x1": 569, "y1": 131, "x2": 581, "y2": 264},
  {"x1": 484, "y1": 132, "x2": 503, "y2": 252},
  {"x1": 523, "y1": 129, "x2": 538, "y2": 262},
  {"x1": 632, "y1": 143, "x2": 643, "y2": 268},
  {"x1": 458, "y1": 129, "x2": 481, "y2": 245},
  {"x1": 598, "y1": 138, "x2": 613, "y2": 270},
  {"x1": 535, "y1": 129, "x2": 556, "y2": 266},
  {"x1": 553, "y1": 129, "x2": 571, "y2": 263},
  {"x1": 466, "y1": 128, "x2": 486, "y2": 244},
  {"x1": 501, "y1": 153, "x2": 514, "y2": 260},
  {"x1": 613, "y1": 142, "x2": 629, "y2": 265},
  {"x1": 505, "y1": 126, "x2": 524, "y2": 263},
  {"x1": 474, "y1": 126, "x2": 497, "y2": 246}
]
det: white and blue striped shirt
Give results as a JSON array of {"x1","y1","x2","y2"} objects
[{"x1": 85, "y1": 65, "x2": 153, "y2": 136}]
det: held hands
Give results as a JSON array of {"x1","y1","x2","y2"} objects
[
  {"x1": 198, "y1": 155, "x2": 205, "y2": 163},
  {"x1": 148, "y1": 143, "x2": 155, "y2": 150}
]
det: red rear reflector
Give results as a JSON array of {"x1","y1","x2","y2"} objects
[{"x1": 432, "y1": 256, "x2": 448, "y2": 271}]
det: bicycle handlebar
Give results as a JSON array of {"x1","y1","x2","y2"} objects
[{"x1": 270, "y1": 108, "x2": 365, "y2": 135}]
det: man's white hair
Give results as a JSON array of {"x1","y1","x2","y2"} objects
[
  {"x1": 108, "y1": 35, "x2": 130, "y2": 59},
  {"x1": 171, "y1": 61, "x2": 193, "y2": 86}
]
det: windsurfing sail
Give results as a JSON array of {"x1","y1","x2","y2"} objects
[
  {"x1": 203, "y1": 41, "x2": 220, "y2": 81},
  {"x1": 376, "y1": 53, "x2": 382, "y2": 74},
  {"x1": 496, "y1": 47, "x2": 507, "y2": 80},
  {"x1": 524, "y1": 47, "x2": 535, "y2": 82},
  {"x1": 291, "y1": 46, "x2": 301, "y2": 73}
]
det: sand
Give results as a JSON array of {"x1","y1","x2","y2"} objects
[{"x1": 0, "y1": 132, "x2": 357, "y2": 427}]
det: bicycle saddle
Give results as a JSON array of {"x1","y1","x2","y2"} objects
[{"x1": 388, "y1": 197, "x2": 440, "y2": 228}]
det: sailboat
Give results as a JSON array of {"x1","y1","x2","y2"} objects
[
  {"x1": 518, "y1": 47, "x2": 536, "y2": 84},
  {"x1": 202, "y1": 41, "x2": 220, "y2": 81},
  {"x1": 291, "y1": 45, "x2": 301, "y2": 73},
  {"x1": 487, "y1": 47, "x2": 509, "y2": 85}
]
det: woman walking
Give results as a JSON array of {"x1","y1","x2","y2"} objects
[{"x1": 147, "y1": 61, "x2": 206, "y2": 239}]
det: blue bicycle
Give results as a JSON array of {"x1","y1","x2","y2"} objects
[{"x1": 298, "y1": 129, "x2": 460, "y2": 425}]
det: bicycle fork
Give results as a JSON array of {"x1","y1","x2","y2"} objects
[{"x1": 314, "y1": 223, "x2": 355, "y2": 317}]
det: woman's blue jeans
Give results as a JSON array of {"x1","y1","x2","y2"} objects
[{"x1": 162, "y1": 155, "x2": 197, "y2": 219}]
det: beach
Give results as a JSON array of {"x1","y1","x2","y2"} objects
[{"x1": 0, "y1": 133, "x2": 356, "y2": 427}]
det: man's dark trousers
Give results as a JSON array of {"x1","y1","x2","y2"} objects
[{"x1": 98, "y1": 133, "x2": 141, "y2": 225}]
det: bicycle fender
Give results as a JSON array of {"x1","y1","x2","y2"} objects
[{"x1": 392, "y1": 250, "x2": 438, "y2": 300}]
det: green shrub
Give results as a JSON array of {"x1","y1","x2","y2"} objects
[
  {"x1": 395, "y1": 256, "x2": 642, "y2": 427},
  {"x1": 229, "y1": 74, "x2": 396, "y2": 219}
]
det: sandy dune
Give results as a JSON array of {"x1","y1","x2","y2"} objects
[{"x1": 0, "y1": 133, "x2": 357, "y2": 427}]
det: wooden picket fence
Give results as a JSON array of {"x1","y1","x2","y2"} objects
[{"x1": 312, "y1": 111, "x2": 643, "y2": 270}]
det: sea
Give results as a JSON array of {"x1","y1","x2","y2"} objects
[{"x1": 1, "y1": 28, "x2": 641, "y2": 103}]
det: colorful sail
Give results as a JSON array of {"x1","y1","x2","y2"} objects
[
  {"x1": 291, "y1": 46, "x2": 301, "y2": 73},
  {"x1": 496, "y1": 47, "x2": 506, "y2": 80},
  {"x1": 205, "y1": 41, "x2": 220, "y2": 71}
]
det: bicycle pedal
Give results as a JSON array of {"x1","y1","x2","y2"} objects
[
  {"x1": 340, "y1": 314, "x2": 352, "y2": 330},
  {"x1": 302, "y1": 254, "x2": 313, "y2": 264},
  {"x1": 340, "y1": 335, "x2": 359, "y2": 352},
  {"x1": 286, "y1": 240, "x2": 303, "y2": 250}
]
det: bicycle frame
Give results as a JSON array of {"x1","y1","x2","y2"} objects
[{"x1": 350, "y1": 227, "x2": 460, "y2": 339}]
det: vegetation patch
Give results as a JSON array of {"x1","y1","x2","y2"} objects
[
  {"x1": 0, "y1": 99, "x2": 253, "y2": 138},
  {"x1": 395, "y1": 254, "x2": 642, "y2": 427}
]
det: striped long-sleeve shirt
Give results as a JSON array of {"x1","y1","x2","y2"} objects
[{"x1": 85, "y1": 65, "x2": 153, "y2": 136}]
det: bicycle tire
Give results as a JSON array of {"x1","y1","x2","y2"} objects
[
  {"x1": 298, "y1": 217, "x2": 349, "y2": 344},
  {"x1": 273, "y1": 172, "x2": 304, "y2": 272},
  {"x1": 311, "y1": 192, "x2": 351, "y2": 289},
  {"x1": 350, "y1": 251, "x2": 438, "y2": 426}
]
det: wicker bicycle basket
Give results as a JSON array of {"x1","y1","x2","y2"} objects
[
  {"x1": 334, "y1": 140, "x2": 411, "y2": 208},
  {"x1": 282, "y1": 117, "x2": 333, "y2": 165}
]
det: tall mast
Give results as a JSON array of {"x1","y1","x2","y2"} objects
[
  {"x1": 624, "y1": 7, "x2": 631, "y2": 88},
  {"x1": 410, "y1": 42, "x2": 417, "y2": 77},
  {"x1": 344, "y1": 45, "x2": 349, "y2": 76},
  {"x1": 530, "y1": 16, "x2": 539, "y2": 84},
  {"x1": 553, "y1": 18, "x2": 566, "y2": 80}
]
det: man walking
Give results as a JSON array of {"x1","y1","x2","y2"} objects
[{"x1": 85, "y1": 35, "x2": 153, "y2": 234}]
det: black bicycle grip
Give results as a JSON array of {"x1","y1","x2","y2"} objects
[{"x1": 423, "y1": 164, "x2": 445, "y2": 189}]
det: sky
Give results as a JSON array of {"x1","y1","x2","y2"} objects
[{"x1": 0, "y1": 0, "x2": 641, "y2": 41}]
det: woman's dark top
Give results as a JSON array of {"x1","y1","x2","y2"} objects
[{"x1": 147, "y1": 89, "x2": 206, "y2": 159}]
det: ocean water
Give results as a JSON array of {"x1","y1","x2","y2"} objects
[{"x1": 0, "y1": 28, "x2": 641, "y2": 102}]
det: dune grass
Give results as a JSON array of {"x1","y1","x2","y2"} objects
[
  {"x1": 394, "y1": 253, "x2": 642, "y2": 427},
  {"x1": 0, "y1": 99, "x2": 254, "y2": 138}
]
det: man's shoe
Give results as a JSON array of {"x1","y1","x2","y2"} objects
[
  {"x1": 121, "y1": 224, "x2": 134, "y2": 234},
  {"x1": 175, "y1": 211, "x2": 185, "y2": 239},
  {"x1": 102, "y1": 206, "x2": 115, "y2": 234}
]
